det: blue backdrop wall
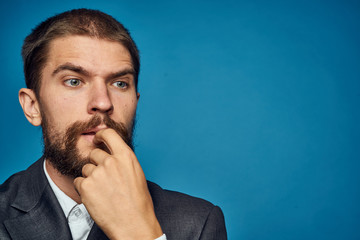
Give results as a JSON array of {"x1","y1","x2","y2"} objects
[{"x1": 1, "y1": 0, "x2": 359, "y2": 239}]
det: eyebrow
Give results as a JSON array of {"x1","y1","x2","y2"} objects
[
  {"x1": 51, "y1": 62, "x2": 135, "y2": 80},
  {"x1": 106, "y1": 68, "x2": 135, "y2": 81},
  {"x1": 52, "y1": 63, "x2": 91, "y2": 77}
]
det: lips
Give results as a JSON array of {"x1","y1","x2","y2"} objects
[
  {"x1": 82, "y1": 131, "x2": 96, "y2": 135},
  {"x1": 81, "y1": 126, "x2": 107, "y2": 136},
  {"x1": 81, "y1": 129, "x2": 100, "y2": 144}
]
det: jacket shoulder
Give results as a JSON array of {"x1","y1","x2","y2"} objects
[
  {"x1": 148, "y1": 181, "x2": 215, "y2": 212},
  {"x1": 0, "y1": 170, "x2": 31, "y2": 234},
  {"x1": 147, "y1": 181, "x2": 227, "y2": 239},
  {"x1": 0, "y1": 171, "x2": 27, "y2": 215},
  {"x1": 0, "y1": 158, "x2": 45, "y2": 221}
]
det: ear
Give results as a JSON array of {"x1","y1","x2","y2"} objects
[
  {"x1": 19, "y1": 88, "x2": 42, "y2": 126},
  {"x1": 136, "y1": 92, "x2": 140, "y2": 100}
]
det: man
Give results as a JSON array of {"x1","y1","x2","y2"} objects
[{"x1": 0, "y1": 9, "x2": 227, "y2": 240}]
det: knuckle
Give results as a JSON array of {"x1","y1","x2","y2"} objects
[
  {"x1": 81, "y1": 163, "x2": 91, "y2": 174},
  {"x1": 90, "y1": 166, "x2": 100, "y2": 178},
  {"x1": 103, "y1": 156, "x2": 114, "y2": 167},
  {"x1": 80, "y1": 179, "x2": 90, "y2": 190},
  {"x1": 115, "y1": 150, "x2": 137, "y2": 166},
  {"x1": 76, "y1": 179, "x2": 84, "y2": 191},
  {"x1": 81, "y1": 167, "x2": 87, "y2": 176},
  {"x1": 83, "y1": 163, "x2": 90, "y2": 169}
]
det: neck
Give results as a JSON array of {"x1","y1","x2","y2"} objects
[{"x1": 45, "y1": 160, "x2": 82, "y2": 203}]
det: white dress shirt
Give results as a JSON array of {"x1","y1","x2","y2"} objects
[{"x1": 43, "y1": 160, "x2": 166, "y2": 240}]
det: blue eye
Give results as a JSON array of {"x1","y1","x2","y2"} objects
[
  {"x1": 113, "y1": 81, "x2": 128, "y2": 89},
  {"x1": 65, "y1": 78, "x2": 81, "y2": 87}
]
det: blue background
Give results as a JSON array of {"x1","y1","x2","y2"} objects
[{"x1": 1, "y1": 0, "x2": 359, "y2": 239}]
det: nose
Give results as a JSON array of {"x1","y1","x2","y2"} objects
[{"x1": 87, "y1": 81, "x2": 114, "y2": 114}]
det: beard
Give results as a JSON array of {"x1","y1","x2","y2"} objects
[{"x1": 41, "y1": 114, "x2": 135, "y2": 179}]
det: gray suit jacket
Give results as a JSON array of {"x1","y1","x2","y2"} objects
[{"x1": 0, "y1": 158, "x2": 227, "y2": 239}]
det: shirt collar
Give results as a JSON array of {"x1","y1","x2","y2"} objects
[{"x1": 43, "y1": 159, "x2": 80, "y2": 217}]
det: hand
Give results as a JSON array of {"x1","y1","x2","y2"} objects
[{"x1": 74, "y1": 128, "x2": 163, "y2": 240}]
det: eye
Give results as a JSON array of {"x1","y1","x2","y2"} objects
[
  {"x1": 64, "y1": 78, "x2": 81, "y2": 87},
  {"x1": 113, "y1": 81, "x2": 128, "y2": 89}
]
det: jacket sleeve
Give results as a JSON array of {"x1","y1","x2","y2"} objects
[{"x1": 199, "y1": 206, "x2": 227, "y2": 240}]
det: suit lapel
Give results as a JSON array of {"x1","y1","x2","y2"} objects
[
  {"x1": 3, "y1": 158, "x2": 72, "y2": 240},
  {"x1": 86, "y1": 223, "x2": 109, "y2": 240}
]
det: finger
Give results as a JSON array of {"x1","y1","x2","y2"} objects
[
  {"x1": 82, "y1": 163, "x2": 96, "y2": 177},
  {"x1": 73, "y1": 176, "x2": 85, "y2": 196},
  {"x1": 89, "y1": 148, "x2": 110, "y2": 165},
  {"x1": 94, "y1": 128, "x2": 129, "y2": 155}
]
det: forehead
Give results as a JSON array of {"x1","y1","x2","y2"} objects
[{"x1": 45, "y1": 35, "x2": 133, "y2": 74}]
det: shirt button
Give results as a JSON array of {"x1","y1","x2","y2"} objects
[{"x1": 74, "y1": 207, "x2": 82, "y2": 218}]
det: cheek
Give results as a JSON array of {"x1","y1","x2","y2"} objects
[
  {"x1": 41, "y1": 96, "x2": 80, "y2": 129},
  {"x1": 47, "y1": 98, "x2": 69, "y2": 118},
  {"x1": 126, "y1": 97, "x2": 138, "y2": 116},
  {"x1": 114, "y1": 97, "x2": 137, "y2": 122}
]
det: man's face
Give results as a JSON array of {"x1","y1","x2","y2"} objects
[{"x1": 38, "y1": 35, "x2": 139, "y2": 177}]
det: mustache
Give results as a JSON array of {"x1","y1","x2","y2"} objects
[
  {"x1": 41, "y1": 112, "x2": 135, "y2": 178},
  {"x1": 64, "y1": 114, "x2": 133, "y2": 150}
]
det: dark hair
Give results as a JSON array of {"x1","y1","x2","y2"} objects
[{"x1": 22, "y1": 8, "x2": 140, "y2": 97}]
